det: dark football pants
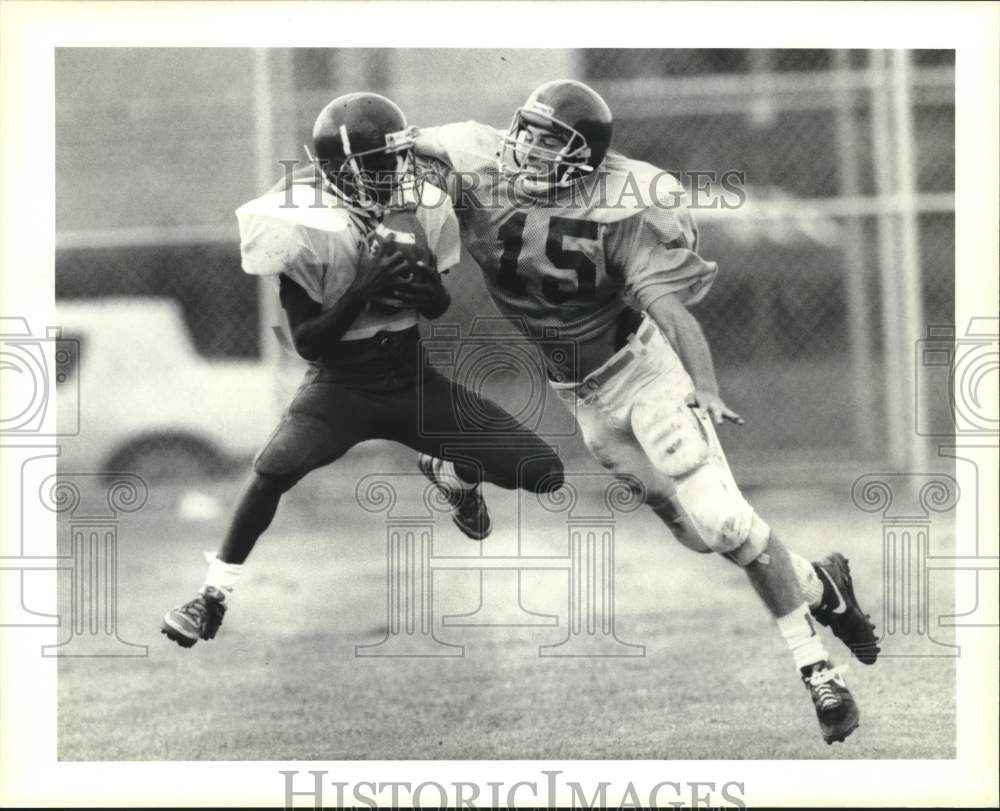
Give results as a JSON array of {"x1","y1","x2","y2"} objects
[{"x1": 253, "y1": 328, "x2": 564, "y2": 494}]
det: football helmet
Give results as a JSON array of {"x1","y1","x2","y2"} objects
[
  {"x1": 498, "y1": 79, "x2": 613, "y2": 192},
  {"x1": 310, "y1": 92, "x2": 420, "y2": 214}
]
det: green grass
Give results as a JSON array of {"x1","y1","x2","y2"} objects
[{"x1": 58, "y1": 449, "x2": 956, "y2": 761}]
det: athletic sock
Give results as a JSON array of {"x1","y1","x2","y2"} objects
[
  {"x1": 789, "y1": 551, "x2": 824, "y2": 608},
  {"x1": 202, "y1": 552, "x2": 243, "y2": 598},
  {"x1": 775, "y1": 603, "x2": 829, "y2": 671}
]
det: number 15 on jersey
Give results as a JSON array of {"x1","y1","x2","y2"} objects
[{"x1": 495, "y1": 212, "x2": 604, "y2": 304}]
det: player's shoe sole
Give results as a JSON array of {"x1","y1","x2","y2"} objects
[
  {"x1": 812, "y1": 553, "x2": 880, "y2": 665},
  {"x1": 418, "y1": 454, "x2": 492, "y2": 540},
  {"x1": 160, "y1": 587, "x2": 227, "y2": 648},
  {"x1": 160, "y1": 616, "x2": 199, "y2": 647}
]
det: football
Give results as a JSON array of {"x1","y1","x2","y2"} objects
[
  {"x1": 370, "y1": 208, "x2": 432, "y2": 283},
  {"x1": 367, "y1": 208, "x2": 434, "y2": 314}
]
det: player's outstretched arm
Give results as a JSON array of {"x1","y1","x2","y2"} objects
[
  {"x1": 413, "y1": 127, "x2": 451, "y2": 165},
  {"x1": 646, "y1": 293, "x2": 744, "y2": 426}
]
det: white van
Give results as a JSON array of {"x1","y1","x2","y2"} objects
[{"x1": 55, "y1": 298, "x2": 301, "y2": 479}]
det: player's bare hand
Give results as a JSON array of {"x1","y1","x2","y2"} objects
[
  {"x1": 372, "y1": 262, "x2": 450, "y2": 317},
  {"x1": 375, "y1": 279, "x2": 441, "y2": 309},
  {"x1": 352, "y1": 233, "x2": 409, "y2": 298},
  {"x1": 687, "y1": 390, "x2": 744, "y2": 426}
]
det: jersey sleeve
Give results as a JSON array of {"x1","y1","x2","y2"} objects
[
  {"x1": 607, "y1": 192, "x2": 718, "y2": 311},
  {"x1": 235, "y1": 193, "x2": 333, "y2": 304},
  {"x1": 416, "y1": 182, "x2": 461, "y2": 271},
  {"x1": 415, "y1": 121, "x2": 500, "y2": 176}
]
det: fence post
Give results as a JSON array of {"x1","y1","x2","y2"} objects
[
  {"x1": 891, "y1": 49, "x2": 929, "y2": 474},
  {"x1": 870, "y1": 50, "x2": 908, "y2": 471},
  {"x1": 252, "y1": 48, "x2": 287, "y2": 420},
  {"x1": 833, "y1": 50, "x2": 879, "y2": 454}
]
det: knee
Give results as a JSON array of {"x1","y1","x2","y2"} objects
[
  {"x1": 253, "y1": 413, "x2": 332, "y2": 483},
  {"x1": 721, "y1": 513, "x2": 772, "y2": 566},
  {"x1": 673, "y1": 470, "x2": 771, "y2": 564},
  {"x1": 688, "y1": 496, "x2": 771, "y2": 565},
  {"x1": 519, "y1": 453, "x2": 564, "y2": 494}
]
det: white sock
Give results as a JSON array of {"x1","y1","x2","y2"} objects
[
  {"x1": 789, "y1": 551, "x2": 824, "y2": 608},
  {"x1": 202, "y1": 552, "x2": 243, "y2": 597},
  {"x1": 775, "y1": 603, "x2": 828, "y2": 671},
  {"x1": 436, "y1": 459, "x2": 475, "y2": 491}
]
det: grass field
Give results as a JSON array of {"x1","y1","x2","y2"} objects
[{"x1": 58, "y1": 445, "x2": 956, "y2": 761}]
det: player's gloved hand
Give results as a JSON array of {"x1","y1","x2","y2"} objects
[
  {"x1": 687, "y1": 390, "x2": 744, "y2": 426},
  {"x1": 351, "y1": 232, "x2": 410, "y2": 300}
]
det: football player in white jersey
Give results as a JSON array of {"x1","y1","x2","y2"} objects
[
  {"x1": 414, "y1": 79, "x2": 878, "y2": 744},
  {"x1": 161, "y1": 93, "x2": 563, "y2": 649}
]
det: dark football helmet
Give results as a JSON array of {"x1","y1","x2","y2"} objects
[
  {"x1": 309, "y1": 92, "x2": 419, "y2": 213},
  {"x1": 498, "y1": 79, "x2": 614, "y2": 191}
]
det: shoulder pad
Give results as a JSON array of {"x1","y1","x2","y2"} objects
[
  {"x1": 572, "y1": 156, "x2": 690, "y2": 232},
  {"x1": 235, "y1": 187, "x2": 354, "y2": 234}
]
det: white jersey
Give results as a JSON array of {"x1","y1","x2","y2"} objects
[{"x1": 235, "y1": 180, "x2": 461, "y2": 341}]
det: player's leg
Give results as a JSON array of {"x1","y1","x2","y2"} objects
[
  {"x1": 621, "y1": 321, "x2": 878, "y2": 657},
  {"x1": 646, "y1": 396, "x2": 877, "y2": 664},
  {"x1": 390, "y1": 370, "x2": 492, "y2": 539},
  {"x1": 548, "y1": 380, "x2": 693, "y2": 530},
  {"x1": 636, "y1": 398, "x2": 826, "y2": 608},
  {"x1": 418, "y1": 370, "x2": 564, "y2": 492},
  {"x1": 160, "y1": 375, "x2": 373, "y2": 647},
  {"x1": 551, "y1": 360, "x2": 833, "y2": 611},
  {"x1": 628, "y1": 392, "x2": 861, "y2": 743},
  {"x1": 395, "y1": 370, "x2": 564, "y2": 539},
  {"x1": 562, "y1": 402, "x2": 842, "y2": 638},
  {"x1": 416, "y1": 451, "x2": 493, "y2": 540}
]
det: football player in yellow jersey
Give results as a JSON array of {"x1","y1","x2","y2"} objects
[{"x1": 415, "y1": 79, "x2": 878, "y2": 744}]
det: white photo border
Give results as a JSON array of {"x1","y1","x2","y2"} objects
[{"x1": 1, "y1": 1, "x2": 997, "y2": 807}]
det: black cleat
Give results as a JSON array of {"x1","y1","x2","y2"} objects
[
  {"x1": 811, "y1": 553, "x2": 880, "y2": 665},
  {"x1": 802, "y1": 660, "x2": 860, "y2": 744},
  {"x1": 418, "y1": 453, "x2": 492, "y2": 540},
  {"x1": 160, "y1": 586, "x2": 227, "y2": 648}
]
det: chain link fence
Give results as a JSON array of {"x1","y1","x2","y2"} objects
[
  {"x1": 576, "y1": 49, "x2": 955, "y2": 469},
  {"x1": 54, "y1": 48, "x2": 955, "y2": 482}
]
